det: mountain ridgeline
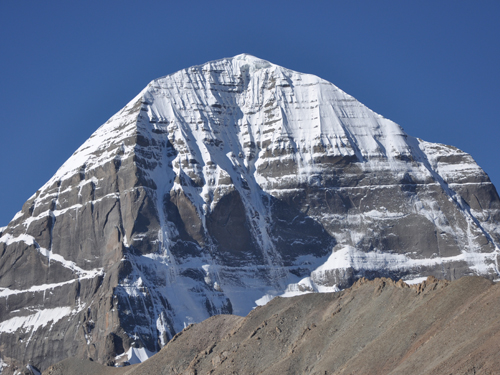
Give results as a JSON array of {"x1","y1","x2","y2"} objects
[
  {"x1": 43, "y1": 276, "x2": 500, "y2": 375},
  {"x1": 1, "y1": 54, "x2": 499, "y2": 373}
]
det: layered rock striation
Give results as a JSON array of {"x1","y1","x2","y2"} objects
[{"x1": 1, "y1": 54, "x2": 499, "y2": 373}]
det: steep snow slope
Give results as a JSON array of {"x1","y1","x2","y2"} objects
[{"x1": 1, "y1": 54, "x2": 499, "y2": 373}]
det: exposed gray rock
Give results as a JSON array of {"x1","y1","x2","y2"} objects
[{"x1": 1, "y1": 54, "x2": 499, "y2": 373}]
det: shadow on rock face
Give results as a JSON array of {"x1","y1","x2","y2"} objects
[
  {"x1": 204, "y1": 189, "x2": 336, "y2": 269},
  {"x1": 266, "y1": 194, "x2": 336, "y2": 266},
  {"x1": 207, "y1": 190, "x2": 264, "y2": 265}
]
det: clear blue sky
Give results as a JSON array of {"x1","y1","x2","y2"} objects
[{"x1": 1, "y1": 1, "x2": 499, "y2": 226}]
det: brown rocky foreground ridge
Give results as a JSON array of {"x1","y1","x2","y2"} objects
[{"x1": 43, "y1": 276, "x2": 500, "y2": 375}]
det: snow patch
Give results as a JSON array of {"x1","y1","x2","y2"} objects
[
  {"x1": 280, "y1": 245, "x2": 497, "y2": 299},
  {"x1": 404, "y1": 277, "x2": 429, "y2": 285},
  {"x1": 12, "y1": 211, "x2": 23, "y2": 222},
  {"x1": 0, "y1": 307, "x2": 72, "y2": 334},
  {"x1": 1, "y1": 279, "x2": 86, "y2": 298},
  {"x1": 0, "y1": 358, "x2": 7, "y2": 374},
  {"x1": 311, "y1": 246, "x2": 497, "y2": 274},
  {"x1": 281, "y1": 276, "x2": 340, "y2": 299},
  {"x1": 255, "y1": 294, "x2": 275, "y2": 306},
  {"x1": 117, "y1": 347, "x2": 155, "y2": 365},
  {"x1": 0, "y1": 233, "x2": 103, "y2": 280}
]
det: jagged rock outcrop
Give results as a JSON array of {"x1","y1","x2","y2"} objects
[{"x1": 1, "y1": 54, "x2": 500, "y2": 373}]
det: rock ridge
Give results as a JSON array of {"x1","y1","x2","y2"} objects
[{"x1": 44, "y1": 276, "x2": 500, "y2": 375}]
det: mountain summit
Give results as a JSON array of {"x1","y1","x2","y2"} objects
[{"x1": 1, "y1": 54, "x2": 499, "y2": 373}]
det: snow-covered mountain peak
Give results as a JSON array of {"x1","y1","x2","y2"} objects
[
  {"x1": 141, "y1": 54, "x2": 412, "y2": 165},
  {"x1": 232, "y1": 53, "x2": 273, "y2": 67},
  {"x1": 2, "y1": 55, "x2": 500, "y2": 373},
  {"x1": 38, "y1": 54, "x2": 414, "y2": 193}
]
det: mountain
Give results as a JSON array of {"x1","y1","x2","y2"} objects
[
  {"x1": 43, "y1": 276, "x2": 500, "y2": 375},
  {"x1": 1, "y1": 54, "x2": 499, "y2": 373}
]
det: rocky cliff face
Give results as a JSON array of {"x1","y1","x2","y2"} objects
[{"x1": 1, "y1": 54, "x2": 499, "y2": 373}]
